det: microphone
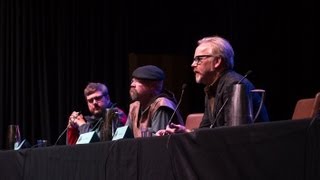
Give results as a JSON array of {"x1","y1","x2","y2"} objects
[
  {"x1": 54, "y1": 111, "x2": 82, "y2": 145},
  {"x1": 91, "y1": 103, "x2": 117, "y2": 131},
  {"x1": 210, "y1": 70, "x2": 252, "y2": 128},
  {"x1": 237, "y1": 70, "x2": 252, "y2": 84},
  {"x1": 54, "y1": 127, "x2": 68, "y2": 145},
  {"x1": 167, "y1": 83, "x2": 187, "y2": 126},
  {"x1": 210, "y1": 99, "x2": 228, "y2": 128}
]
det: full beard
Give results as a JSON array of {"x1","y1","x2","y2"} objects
[
  {"x1": 92, "y1": 106, "x2": 104, "y2": 117},
  {"x1": 130, "y1": 89, "x2": 138, "y2": 101}
]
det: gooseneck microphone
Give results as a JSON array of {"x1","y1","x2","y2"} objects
[
  {"x1": 167, "y1": 83, "x2": 187, "y2": 126},
  {"x1": 54, "y1": 111, "x2": 82, "y2": 145},
  {"x1": 237, "y1": 70, "x2": 252, "y2": 84},
  {"x1": 91, "y1": 103, "x2": 117, "y2": 131},
  {"x1": 209, "y1": 70, "x2": 252, "y2": 128},
  {"x1": 54, "y1": 127, "x2": 68, "y2": 145}
]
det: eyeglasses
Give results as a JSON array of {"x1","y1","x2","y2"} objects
[
  {"x1": 192, "y1": 55, "x2": 217, "y2": 65},
  {"x1": 87, "y1": 95, "x2": 104, "y2": 103}
]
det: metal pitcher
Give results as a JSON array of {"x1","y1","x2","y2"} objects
[
  {"x1": 6, "y1": 124, "x2": 21, "y2": 150},
  {"x1": 228, "y1": 84, "x2": 265, "y2": 126}
]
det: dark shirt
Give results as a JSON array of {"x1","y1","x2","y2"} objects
[
  {"x1": 67, "y1": 107, "x2": 127, "y2": 145},
  {"x1": 127, "y1": 90, "x2": 184, "y2": 137},
  {"x1": 199, "y1": 70, "x2": 269, "y2": 128}
]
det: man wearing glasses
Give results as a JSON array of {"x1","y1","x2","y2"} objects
[
  {"x1": 67, "y1": 82, "x2": 127, "y2": 145},
  {"x1": 157, "y1": 35, "x2": 269, "y2": 135}
]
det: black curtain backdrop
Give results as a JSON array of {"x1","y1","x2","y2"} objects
[
  {"x1": 0, "y1": 0, "x2": 130, "y2": 147},
  {"x1": 0, "y1": 0, "x2": 318, "y2": 148}
]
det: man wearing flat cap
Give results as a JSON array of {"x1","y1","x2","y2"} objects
[{"x1": 126, "y1": 65, "x2": 184, "y2": 137}]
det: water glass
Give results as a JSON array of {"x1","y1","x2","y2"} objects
[
  {"x1": 140, "y1": 127, "x2": 152, "y2": 137},
  {"x1": 37, "y1": 139, "x2": 48, "y2": 147}
]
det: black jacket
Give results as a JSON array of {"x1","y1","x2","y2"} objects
[{"x1": 199, "y1": 70, "x2": 269, "y2": 128}]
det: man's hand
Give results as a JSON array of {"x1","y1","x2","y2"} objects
[
  {"x1": 68, "y1": 111, "x2": 85, "y2": 128},
  {"x1": 155, "y1": 123, "x2": 189, "y2": 136}
]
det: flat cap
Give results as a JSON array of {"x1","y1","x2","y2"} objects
[{"x1": 132, "y1": 65, "x2": 165, "y2": 81}]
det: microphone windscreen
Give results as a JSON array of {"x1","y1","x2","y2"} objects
[{"x1": 182, "y1": 83, "x2": 187, "y2": 90}]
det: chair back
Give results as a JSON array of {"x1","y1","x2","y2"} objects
[
  {"x1": 185, "y1": 113, "x2": 203, "y2": 130},
  {"x1": 292, "y1": 92, "x2": 320, "y2": 120}
]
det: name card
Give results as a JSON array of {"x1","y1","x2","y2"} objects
[
  {"x1": 76, "y1": 131, "x2": 100, "y2": 144},
  {"x1": 15, "y1": 139, "x2": 31, "y2": 150},
  {"x1": 112, "y1": 125, "x2": 133, "y2": 141}
]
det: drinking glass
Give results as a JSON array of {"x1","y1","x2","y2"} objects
[
  {"x1": 37, "y1": 139, "x2": 48, "y2": 147},
  {"x1": 140, "y1": 127, "x2": 152, "y2": 137}
]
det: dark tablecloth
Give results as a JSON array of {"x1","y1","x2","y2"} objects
[{"x1": 0, "y1": 119, "x2": 319, "y2": 180}]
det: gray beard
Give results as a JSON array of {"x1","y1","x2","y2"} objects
[{"x1": 130, "y1": 89, "x2": 138, "y2": 101}]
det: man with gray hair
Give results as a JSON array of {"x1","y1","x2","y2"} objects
[{"x1": 157, "y1": 35, "x2": 269, "y2": 135}]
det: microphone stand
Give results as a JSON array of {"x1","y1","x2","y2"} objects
[
  {"x1": 54, "y1": 127, "x2": 68, "y2": 145},
  {"x1": 54, "y1": 111, "x2": 82, "y2": 145},
  {"x1": 167, "y1": 83, "x2": 187, "y2": 126},
  {"x1": 209, "y1": 70, "x2": 252, "y2": 128}
]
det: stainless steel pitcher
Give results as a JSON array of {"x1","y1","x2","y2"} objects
[
  {"x1": 228, "y1": 84, "x2": 265, "y2": 126},
  {"x1": 6, "y1": 124, "x2": 21, "y2": 150}
]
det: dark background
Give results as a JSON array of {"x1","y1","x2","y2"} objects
[{"x1": 0, "y1": 0, "x2": 318, "y2": 148}]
